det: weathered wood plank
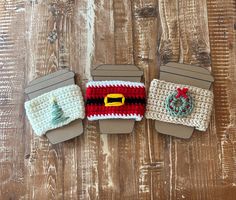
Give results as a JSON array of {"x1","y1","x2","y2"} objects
[
  {"x1": 113, "y1": 0, "x2": 137, "y2": 198},
  {"x1": 0, "y1": 0, "x2": 26, "y2": 199},
  {"x1": 131, "y1": 0, "x2": 165, "y2": 199},
  {"x1": 207, "y1": 0, "x2": 236, "y2": 198}
]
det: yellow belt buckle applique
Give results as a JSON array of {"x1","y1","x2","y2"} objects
[{"x1": 104, "y1": 93, "x2": 125, "y2": 107}]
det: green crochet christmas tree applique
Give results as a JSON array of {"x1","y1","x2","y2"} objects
[
  {"x1": 165, "y1": 87, "x2": 194, "y2": 118},
  {"x1": 51, "y1": 97, "x2": 69, "y2": 125}
]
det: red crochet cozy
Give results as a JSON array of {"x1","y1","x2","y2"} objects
[{"x1": 86, "y1": 81, "x2": 146, "y2": 121}]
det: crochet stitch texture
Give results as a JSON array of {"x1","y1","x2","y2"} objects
[
  {"x1": 25, "y1": 85, "x2": 85, "y2": 136},
  {"x1": 86, "y1": 80, "x2": 146, "y2": 121},
  {"x1": 145, "y1": 79, "x2": 214, "y2": 131}
]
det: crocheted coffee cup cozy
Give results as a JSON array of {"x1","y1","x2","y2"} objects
[
  {"x1": 145, "y1": 79, "x2": 214, "y2": 131},
  {"x1": 25, "y1": 85, "x2": 85, "y2": 136},
  {"x1": 86, "y1": 81, "x2": 146, "y2": 121}
]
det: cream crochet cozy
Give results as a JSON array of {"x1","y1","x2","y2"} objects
[
  {"x1": 145, "y1": 79, "x2": 214, "y2": 131},
  {"x1": 25, "y1": 85, "x2": 85, "y2": 136}
]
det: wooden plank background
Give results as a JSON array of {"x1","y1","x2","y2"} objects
[{"x1": 0, "y1": 0, "x2": 235, "y2": 199}]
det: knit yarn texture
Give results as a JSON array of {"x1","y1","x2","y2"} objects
[
  {"x1": 86, "y1": 81, "x2": 146, "y2": 121},
  {"x1": 25, "y1": 85, "x2": 85, "y2": 136},
  {"x1": 145, "y1": 79, "x2": 214, "y2": 131}
]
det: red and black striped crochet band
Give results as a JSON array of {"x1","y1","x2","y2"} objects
[{"x1": 86, "y1": 81, "x2": 146, "y2": 121}]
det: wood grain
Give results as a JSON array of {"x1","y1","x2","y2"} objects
[
  {"x1": 0, "y1": 0, "x2": 26, "y2": 199},
  {"x1": 207, "y1": 0, "x2": 236, "y2": 199},
  {"x1": 0, "y1": 0, "x2": 235, "y2": 199}
]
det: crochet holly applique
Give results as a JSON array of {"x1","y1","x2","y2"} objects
[{"x1": 165, "y1": 87, "x2": 194, "y2": 117}]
